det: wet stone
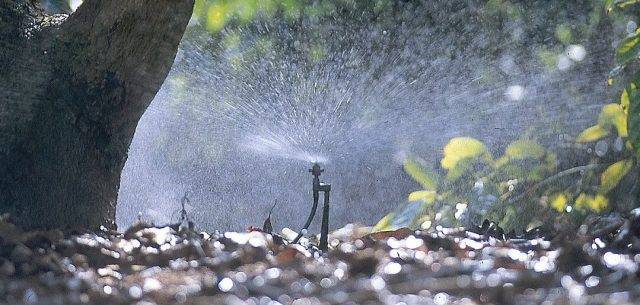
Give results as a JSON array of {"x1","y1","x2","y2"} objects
[{"x1": 0, "y1": 216, "x2": 640, "y2": 305}]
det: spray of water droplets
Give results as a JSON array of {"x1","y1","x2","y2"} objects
[{"x1": 118, "y1": 3, "x2": 612, "y2": 231}]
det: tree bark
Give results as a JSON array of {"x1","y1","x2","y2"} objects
[{"x1": 0, "y1": 0, "x2": 194, "y2": 229}]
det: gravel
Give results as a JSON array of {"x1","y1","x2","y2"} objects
[{"x1": 1, "y1": 212, "x2": 640, "y2": 305}]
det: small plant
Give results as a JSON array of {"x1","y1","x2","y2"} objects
[
  {"x1": 374, "y1": 2, "x2": 640, "y2": 233},
  {"x1": 373, "y1": 137, "x2": 558, "y2": 233}
]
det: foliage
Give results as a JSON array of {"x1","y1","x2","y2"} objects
[
  {"x1": 374, "y1": 137, "x2": 558, "y2": 233},
  {"x1": 600, "y1": 159, "x2": 634, "y2": 193},
  {"x1": 605, "y1": 0, "x2": 640, "y2": 13},
  {"x1": 374, "y1": 1, "x2": 640, "y2": 233}
]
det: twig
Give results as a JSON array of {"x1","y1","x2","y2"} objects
[{"x1": 591, "y1": 219, "x2": 625, "y2": 238}]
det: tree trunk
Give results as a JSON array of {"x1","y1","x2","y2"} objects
[{"x1": 0, "y1": 0, "x2": 194, "y2": 229}]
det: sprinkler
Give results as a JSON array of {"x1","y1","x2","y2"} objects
[{"x1": 293, "y1": 162, "x2": 331, "y2": 250}]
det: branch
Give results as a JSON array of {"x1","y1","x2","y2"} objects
[{"x1": 507, "y1": 163, "x2": 606, "y2": 204}]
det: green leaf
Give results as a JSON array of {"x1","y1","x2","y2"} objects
[
  {"x1": 616, "y1": 33, "x2": 640, "y2": 65},
  {"x1": 576, "y1": 125, "x2": 610, "y2": 143},
  {"x1": 629, "y1": 81, "x2": 640, "y2": 154},
  {"x1": 445, "y1": 158, "x2": 476, "y2": 181},
  {"x1": 598, "y1": 103, "x2": 628, "y2": 137},
  {"x1": 550, "y1": 193, "x2": 568, "y2": 213},
  {"x1": 504, "y1": 140, "x2": 546, "y2": 160},
  {"x1": 391, "y1": 201, "x2": 427, "y2": 230},
  {"x1": 606, "y1": 0, "x2": 640, "y2": 12},
  {"x1": 621, "y1": 87, "x2": 631, "y2": 110},
  {"x1": 206, "y1": 3, "x2": 228, "y2": 32},
  {"x1": 575, "y1": 193, "x2": 589, "y2": 209},
  {"x1": 372, "y1": 213, "x2": 395, "y2": 233},
  {"x1": 403, "y1": 158, "x2": 438, "y2": 191},
  {"x1": 619, "y1": 0, "x2": 640, "y2": 8},
  {"x1": 575, "y1": 193, "x2": 608, "y2": 212},
  {"x1": 555, "y1": 24, "x2": 572, "y2": 44},
  {"x1": 600, "y1": 159, "x2": 634, "y2": 193},
  {"x1": 499, "y1": 206, "x2": 521, "y2": 232},
  {"x1": 605, "y1": 0, "x2": 614, "y2": 11},
  {"x1": 441, "y1": 137, "x2": 489, "y2": 170},
  {"x1": 589, "y1": 194, "x2": 609, "y2": 212},
  {"x1": 407, "y1": 190, "x2": 437, "y2": 203}
]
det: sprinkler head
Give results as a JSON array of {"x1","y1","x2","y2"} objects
[
  {"x1": 309, "y1": 162, "x2": 324, "y2": 178},
  {"x1": 295, "y1": 162, "x2": 331, "y2": 250}
]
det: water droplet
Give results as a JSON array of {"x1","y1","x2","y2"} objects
[
  {"x1": 557, "y1": 55, "x2": 572, "y2": 70},
  {"x1": 567, "y1": 44, "x2": 586, "y2": 62},
  {"x1": 614, "y1": 137, "x2": 624, "y2": 152},
  {"x1": 595, "y1": 140, "x2": 608, "y2": 157},
  {"x1": 23, "y1": 289, "x2": 38, "y2": 304},
  {"x1": 505, "y1": 85, "x2": 525, "y2": 101},
  {"x1": 627, "y1": 21, "x2": 638, "y2": 34}
]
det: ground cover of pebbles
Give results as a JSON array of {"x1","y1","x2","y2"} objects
[{"x1": 1, "y1": 211, "x2": 640, "y2": 305}]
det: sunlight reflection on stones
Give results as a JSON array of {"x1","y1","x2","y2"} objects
[
  {"x1": 218, "y1": 277, "x2": 235, "y2": 292},
  {"x1": 383, "y1": 261, "x2": 402, "y2": 275}
]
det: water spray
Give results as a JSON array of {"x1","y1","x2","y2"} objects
[{"x1": 293, "y1": 162, "x2": 331, "y2": 250}]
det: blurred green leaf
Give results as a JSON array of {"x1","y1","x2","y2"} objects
[
  {"x1": 589, "y1": 194, "x2": 609, "y2": 212},
  {"x1": 575, "y1": 193, "x2": 589, "y2": 210},
  {"x1": 575, "y1": 193, "x2": 609, "y2": 212},
  {"x1": 629, "y1": 81, "x2": 640, "y2": 154},
  {"x1": 576, "y1": 125, "x2": 609, "y2": 143},
  {"x1": 404, "y1": 158, "x2": 438, "y2": 190},
  {"x1": 536, "y1": 49, "x2": 558, "y2": 70},
  {"x1": 600, "y1": 159, "x2": 634, "y2": 193},
  {"x1": 282, "y1": 0, "x2": 302, "y2": 19},
  {"x1": 555, "y1": 24, "x2": 572, "y2": 44},
  {"x1": 233, "y1": 0, "x2": 258, "y2": 22},
  {"x1": 605, "y1": 0, "x2": 640, "y2": 13},
  {"x1": 441, "y1": 137, "x2": 489, "y2": 170},
  {"x1": 206, "y1": 2, "x2": 228, "y2": 32},
  {"x1": 496, "y1": 140, "x2": 546, "y2": 167},
  {"x1": 504, "y1": 140, "x2": 546, "y2": 159},
  {"x1": 309, "y1": 43, "x2": 327, "y2": 61},
  {"x1": 598, "y1": 103, "x2": 628, "y2": 137},
  {"x1": 621, "y1": 87, "x2": 631, "y2": 110},
  {"x1": 371, "y1": 213, "x2": 395, "y2": 232},
  {"x1": 391, "y1": 201, "x2": 428, "y2": 230},
  {"x1": 445, "y1": 158, "x2": 475, "y2": 181},
  {"x1": 500, "y1": 206, "x2": 521, "y2": 232},
  {"x1": 407, "y1": 190, "x2": 437, "y2": 203},
  {"x1": 550, "y1": 193, "x2": 568, "y2": 212},
  {"x1": 616, "y1": 33, "x2": 640, "y2": 65}
]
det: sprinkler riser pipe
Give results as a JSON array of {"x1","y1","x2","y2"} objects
[
  {"x1": 294, "y1": 163, "x2": 331, "y2": 249},
  {"x1": 319, "y1": 190, "x2": 330, "y2": 251}
]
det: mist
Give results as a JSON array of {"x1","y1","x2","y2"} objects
[{"x1": 117, "y1": 1, "x2": 615, "y2": 232}]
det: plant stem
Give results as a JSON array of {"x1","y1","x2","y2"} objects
[{"x1": 508, "y1": 163, "x2": 606, "y2": 204}]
